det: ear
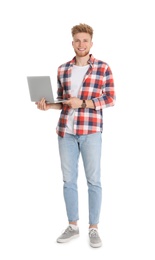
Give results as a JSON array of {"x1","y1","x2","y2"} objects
[
  {"x1": 91, "y1": 41, "x2": 93, "y2": 47},
  {"x1": 72, "y1": 41, "x2": 74, "y2": 47}
]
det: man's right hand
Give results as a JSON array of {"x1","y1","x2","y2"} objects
[
  {"x1": 35, "y1": 98, "x2": 62, "y2": 110},
  {"x1": 35, "y1": 98, "x2": 51, "y2": 111}
]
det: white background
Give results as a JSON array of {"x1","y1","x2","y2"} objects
[{"x1": 0, "y1": 0, "x2": 155, "y2": 259}]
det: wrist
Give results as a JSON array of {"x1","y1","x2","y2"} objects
[
  {"x1": 50, "y1": 103, "x2": 62, "y2": 110},
  {"x1": 81, "y1": 100, "x2": 87, "y2": 108}
]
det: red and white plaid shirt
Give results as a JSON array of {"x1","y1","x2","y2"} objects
[{"x1": 56, "y1": 54, "x2": 116, "y2": 137}]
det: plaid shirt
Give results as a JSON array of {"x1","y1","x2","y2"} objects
[{"x1": 56, "y1": 54, "x2": 115, "y2": 137}]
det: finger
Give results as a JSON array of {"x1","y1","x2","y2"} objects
[
  {"x1": 37, "y1": 98, "x2": 45, "y2": 110},
  {"x1": 43, "y1": 101, "x2": 47, "y2": 110},
  {"x1": 63, "y1": 101, "x2": 69, "y2": 105},
  {"x1": 40, "y1": 98, "x2": 46, "y2": 109}
]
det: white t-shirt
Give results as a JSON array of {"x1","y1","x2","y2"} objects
[{"x1": 66, "y1": 64, "x2": 89, "y2": 134}]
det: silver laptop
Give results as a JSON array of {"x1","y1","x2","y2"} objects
[{"x1": 27, "y1": 76, "x2": 67, "y2": 103}]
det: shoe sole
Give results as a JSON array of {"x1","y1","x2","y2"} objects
[
  {"x1": 57, "y1": 234, "x2": 79, "y2": 243},
  {"x1": 90, "y1": 242, "x2": 102, "y2": 248}
]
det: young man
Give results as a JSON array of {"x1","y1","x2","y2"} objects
[{"x1": 36, "y1": 23, "x2": 115, "y2": 248}]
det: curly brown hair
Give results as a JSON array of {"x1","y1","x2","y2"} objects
[{"x1": 71, "y1": 23, "x2": 93, "y2": 39}]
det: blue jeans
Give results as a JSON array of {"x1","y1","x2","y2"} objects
[{"x1": 58, "y1": 132, "x2": 102, "y2": 225}]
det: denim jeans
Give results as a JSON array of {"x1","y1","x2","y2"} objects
[{"x1": 58, "y1": 132, "x2": 102, "y2": 225}]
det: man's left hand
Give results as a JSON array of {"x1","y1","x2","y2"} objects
[{"x1": 63, "y1": 97, "x2": 82, "y2": 109}]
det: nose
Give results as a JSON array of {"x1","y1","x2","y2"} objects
[{"x1": 79, "y1": 41, "x2": 84, "y2": 47}]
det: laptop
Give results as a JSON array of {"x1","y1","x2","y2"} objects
[{"x1": 27, "y1": 76, "x2": 68, "y2": 103}]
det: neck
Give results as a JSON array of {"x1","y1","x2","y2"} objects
[{"x1": 75, "y1": 54, "x2": 90, "y2": 66}]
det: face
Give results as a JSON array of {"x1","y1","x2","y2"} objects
[{"x1": 72, "y1": 32, "x2": 93, "y2": 58}]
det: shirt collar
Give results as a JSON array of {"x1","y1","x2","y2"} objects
[{"x1": 70, "y1": 54, "x2": 94, "y2": 67}]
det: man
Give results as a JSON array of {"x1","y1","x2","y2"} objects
[{"x1": 36, "y1": 23, "x2": 115, "y2": 248}]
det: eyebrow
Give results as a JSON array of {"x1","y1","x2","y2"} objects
[{"x1": 74, "y1": 38, "x2": 89, "y2": 41}]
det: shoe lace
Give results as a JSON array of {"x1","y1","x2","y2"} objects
[
  {"x1": 89, "y1": 229, "x2": 98, "y2": 237},
  {"x1": 63, "y1": 226, "x2": 73, "y2": 234}
]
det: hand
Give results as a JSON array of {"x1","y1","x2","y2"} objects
[
  {"x1": 63, "y1": 97, "x2": 82, "y2": 109},
  {"x1": 35, "y1": 98, "x2": 51, "y2": 111}
]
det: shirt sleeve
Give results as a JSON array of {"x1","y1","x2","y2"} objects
[
  {"x1": 56, "y1": 77, "x2": 63, "y2": 99},
  {"x1": 92, "y1": 65, "x2": 116, "y2": 110}
]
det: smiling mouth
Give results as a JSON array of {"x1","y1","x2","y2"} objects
[{"x1": 78, "y1": 48, "x2": 86, "y2": 51}]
